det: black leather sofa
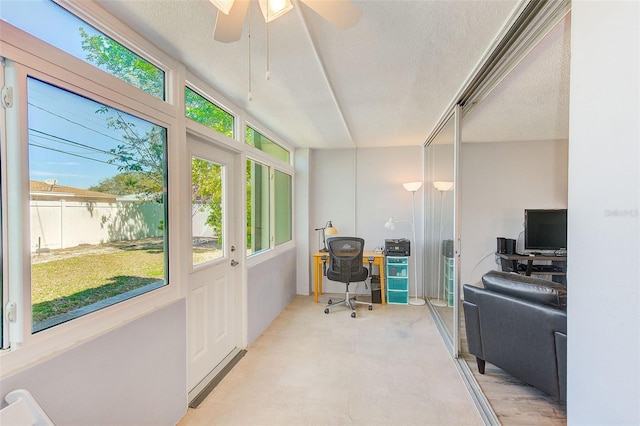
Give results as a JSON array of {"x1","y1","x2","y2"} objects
[{"x1": 463, "y1": 270, "x2": 567, "y2": 401}]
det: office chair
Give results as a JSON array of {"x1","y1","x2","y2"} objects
[{"x1": 324, "y1": 236, "x2": 372, "y2": 318}]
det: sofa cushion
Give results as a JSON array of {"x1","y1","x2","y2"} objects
[{"x1": 482, "y1": 270, "x2": 567, "y2": 309}]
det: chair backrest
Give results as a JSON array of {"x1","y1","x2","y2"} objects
[{"x1": 326, "y1": 237, "x2": 367, "y2": 283}]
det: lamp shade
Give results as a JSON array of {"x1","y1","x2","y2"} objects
[
  {"x1": 433, "y1": 181, "x2": 454, "y2": 192},
  {"x1": 209, "y1": 0, "x2": 235, "y2": 15},
  {"x1": 258, "y1": 0, "x2": 293, "y2": 22},
  {"x1": 325, "y1": 221, "x2": 338, "y2": 236},
  {"x1": 403, "y1": 181, "x2": 423, "y2": 192}
]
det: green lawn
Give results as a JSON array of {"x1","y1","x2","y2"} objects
[{"x1": 32, "y1": 249, "x2": 164, "y2": 324}]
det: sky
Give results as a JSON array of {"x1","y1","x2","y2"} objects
[
  {"x1": 2, "y1": 0, "x2": 164, "y2": 190},
  {"x1": 27, "y1": 78, "x2": 161, "y2": 189}
]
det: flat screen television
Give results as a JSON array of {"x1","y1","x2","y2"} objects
[{"x1": 524, "y1": 209, "x2": 567, "y2": 251}]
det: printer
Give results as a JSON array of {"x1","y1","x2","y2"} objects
[{"x1": 385, "y1": 238, "x2": 411, "y2": 256}]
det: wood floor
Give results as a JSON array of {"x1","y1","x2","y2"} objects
[{"x1": 433, "y1": 304, "x2": 567, "y2": 425}]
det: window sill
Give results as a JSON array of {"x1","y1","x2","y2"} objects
[{"x1": 245, "y1": 240, "x2": 295, "y2": 268}]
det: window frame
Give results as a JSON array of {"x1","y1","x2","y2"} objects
[
  {"x1": 245, "y1": 124, "x2": 291, "y2": 164},
  {"x1": 54, "y1": 0, "x2": 174, "y2": 103},
  {"x1": 0, "y1": 17, "x2": 180, "y2": 373},
  {"x1": 242, "y1": 123, "x2": 294, "y2": 260},
  {"x1": 184, "y1": 81, "x2": 237, "y2": 141},
  {"x1": 26, "y1": 75, "x2": 170, "y2": 333},
  {"x1": 244, "y1": 154, "x2": 294, "y2": 261}
]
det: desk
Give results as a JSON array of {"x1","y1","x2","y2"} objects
[
  {"x1": 313, "y1": 251, "x2": 385, "y2": 304},
  {"x1": 496, "y1": 252, "x2": 567, "y2": 284}
]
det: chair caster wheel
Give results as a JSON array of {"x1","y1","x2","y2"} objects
[
  {"x1": 328, "y1": 300, "x2": 333, "y2": 305},
  {"x1": 368, "y1": 305, "x2": 373, "y2": 310},
  {"x1": 324, "y1": 308, "x2": 329, "y2": 314},
  {"x1": 351, "y1": 312, "x2": 356, "y2": 318}
]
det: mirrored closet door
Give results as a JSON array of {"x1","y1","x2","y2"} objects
[{"x1": 424, "y1": 108, "x2": 460, "y2": 354}]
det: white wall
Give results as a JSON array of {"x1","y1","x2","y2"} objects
[
  {"x1": 308, "y1": 146, "x2": 424, "y2": 296},
  {"x1": 0, "y1": 300, "x2": 187, "y2": 425},
  {"x1": 295, "y1": 148, "x2": 311, "y2": 295},
  {"x1": 568, "y1": 1, "x2": 639, "y2": 424},
  {"x1": 460, "y1": 139, "x2": 568, "y2": 285},
  {"x1": 246, "y1": 247, "x2": 297, "y2": 343}
]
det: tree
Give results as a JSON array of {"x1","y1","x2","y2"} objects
[
  {"x1": 89, "y1": 172, "x2": 157, "y2": 196},
  {"x1": 80, "y1": 28, "x2": 223, "y2": 233},
  {"x1": 79, "y1": 28, "x2": 164, "y2": 98},
  {"x1": 185, "y1": 88, "x2": 233, "y2": 137},
  {"x1": 192, "y1": 158, "x2": 222, "y2": 239}
]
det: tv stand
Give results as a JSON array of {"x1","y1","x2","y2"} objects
[{"x1": 496, "y1": 253, "x2": 567, "y2": 285}]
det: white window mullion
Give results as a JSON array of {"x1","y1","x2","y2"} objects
[
  {"x1": 269, "y1": 168, "x2": 275, "y2": 248},
  {"x1": 3, "y1": 60, "x2": 30, "y2": 349},
  {"x1": 0, "y1": 58, "x2": 7, "y2": 349}
]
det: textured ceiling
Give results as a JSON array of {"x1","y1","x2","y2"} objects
[
  {"x1": 462, "y1": 13, "x2": 571, "y2": 143},
  {"x1": 95, "y1": 0, "x2": 569, "y2": 150}
]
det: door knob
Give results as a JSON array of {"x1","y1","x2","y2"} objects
[{"x1": 231, "y1": 260, "x2": 239, "y2": 267}]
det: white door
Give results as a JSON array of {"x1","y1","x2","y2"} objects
[{"x1": 187, "y1": 136, "x2": 239, "y2": 393}]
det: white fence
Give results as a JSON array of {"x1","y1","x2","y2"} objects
[{"x1": 31, "y1": 199, "x2": 212, "y2": 252}]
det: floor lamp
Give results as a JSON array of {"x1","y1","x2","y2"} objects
[
  {"x1": 432, "y1": 181, "x2": 453, "y2": 307},
  {"x1": 403, "y1": 181, "x2": 425, "y2": 306}
]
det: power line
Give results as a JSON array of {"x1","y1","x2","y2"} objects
[
  {"x1": 29, "y1": 128, "x2": 117, "y2": 157},
  {"x1": 28, "y1": 101, "x2": 128, "y2": 144},
  {"x1": 28, "y1": 128, "x2": 162, "y2": 170},
  {"x1": 29, "y1": 142, "x2": 118, "y2": 167}
]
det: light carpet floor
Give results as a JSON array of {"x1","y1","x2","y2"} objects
[{"x1": 179, "y1": 294, "x2": 482, "y2": 426}]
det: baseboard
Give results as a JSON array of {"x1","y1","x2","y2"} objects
[{"x1": 188, "y1": 348, "x2": 247, "y2": 408}]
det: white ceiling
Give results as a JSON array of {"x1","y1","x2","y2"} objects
[{"x1": 96, "y1": 0, "x2": 569, "y2": 150}]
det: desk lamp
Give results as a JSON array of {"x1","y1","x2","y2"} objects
[{"x1": 315, "y1": 220, "x2": 337, "y2": 252}]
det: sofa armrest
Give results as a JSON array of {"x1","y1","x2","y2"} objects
[
  {"x1": 555, "y1": 332, "x2": 567, "y2": 401},
  {"x1": 462, "y1": 285, "x2": 484, "y2": 361},
  {"x1": 475, "y1": 289, "x2": 567, "y2": 398}
]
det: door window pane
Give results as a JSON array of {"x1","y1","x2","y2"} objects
[
  {"x1": 192, "y1": 157, "x2": 224, "y2": 265},
  {"x1": 185, "y1": 87, "x2": 234, "y2": 137},
  {"x1": 246, "y1": 159, "x2": 269, "y2": 255},
  {"x1": 1, "y1": 0, "x2": 165, "y2": 99},
  {"x1": 245, "y1": 126, "x2": 289, "y2": 163},
  {"x1": 28, "y1": 77, "x2": 168, "y2": 332},
  {"x1": 274, "y1": 170, "x2": 292, "y2": 245}
]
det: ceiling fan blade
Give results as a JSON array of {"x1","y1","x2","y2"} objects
[
  {"x1": 300, "y1": 0, "x2": 362, "y2": 30},
  {"x1": 214, "y1": 0, "x2": 250, "y2": 43}
]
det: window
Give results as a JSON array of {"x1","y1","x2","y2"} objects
[
  {"x1": 185, "y1": 87, "x2": 234, "y2": 137},
  {"x1": 246, "y1": 161, "x2": 293, "y2": 255},
  {"x1": 244, "y1": 127, "x2": 292, "y2": 253},
  {"x1": 192, "y1": 157, "x2": 223, "y2": 265},
  {"x1": 0, "y1": 0, "x2": 166, "y2": 99},
  {"x1": 245, "y1": 126, "x2": 290, "y2": 163},
  {"x1": 28, "y1": 77, "x2": 168, "y2": 332},
  {"x1": 274, "y1": 170, "x2": 292, "y2": 245},
  {"x1": 246, "y1": 159, "x2": 270, "y2": 255}
]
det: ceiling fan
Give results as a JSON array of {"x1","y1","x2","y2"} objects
[{"x1": 210, "y1": 0, "x2": 363, "y2": 43}]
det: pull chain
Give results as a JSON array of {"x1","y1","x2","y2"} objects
[
  {"x1": 247, "y1": 1, "x2": 252, "y2": 101},
  {"x1": 265, "y1": 0, "x2": 271, "y2": 80}
]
